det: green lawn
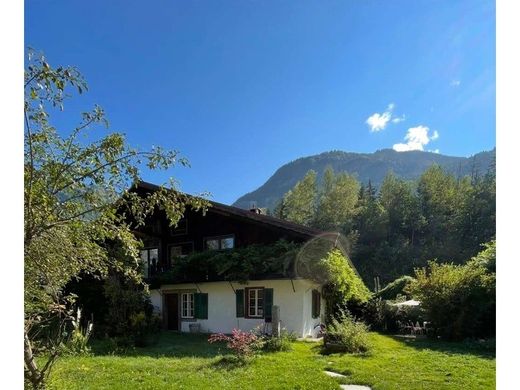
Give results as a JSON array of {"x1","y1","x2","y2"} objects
[{"x1": 47, "y1": 332, "x2": 495, "y2": 390}]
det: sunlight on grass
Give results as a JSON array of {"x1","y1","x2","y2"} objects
[{"x1": 47, "y1": 332, "x2": 495, "y2": 390}]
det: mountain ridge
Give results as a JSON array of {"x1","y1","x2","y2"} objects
[{"x1": 233, "y1": 148, "x2": 496, "y2": 211}]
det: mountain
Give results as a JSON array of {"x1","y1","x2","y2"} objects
[{"x1": 233, "y1": 148, "x2": 496, "y2": 211}]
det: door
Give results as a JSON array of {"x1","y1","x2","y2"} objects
[{"x1": 166, "y1": 293, "x2": 179, "y2": 331}]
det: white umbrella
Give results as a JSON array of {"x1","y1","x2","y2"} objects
[{"x1": 392, "y1": 299, "x2": 421, "y2": 307}]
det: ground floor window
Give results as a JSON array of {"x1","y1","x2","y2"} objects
[
  {"x1": 312, "y1": 289, "x2": 321, "y2": 319},
  {"x1": 246, "y1": 288, "x2": 264, "y2": 318},
  {"x1": 181, "y1": 292, "x2": 194, "y2": 318}
]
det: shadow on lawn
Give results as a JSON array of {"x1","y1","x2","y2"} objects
[
  {"x1": 390, "y1": 335, "x2": 496, "y2": 359},
  {"x1": 90, "y1": 331, "x2": 228, "y2": 359}
]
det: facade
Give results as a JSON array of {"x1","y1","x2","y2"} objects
[{"x1": 133, "y1": 181, "x2": 331, "y2": 337}]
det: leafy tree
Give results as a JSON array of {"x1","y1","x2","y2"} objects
[
  {"x1": 24, "y1": 49, "x2": 207, "y2": 388},
  {"x1": 314, "y1": 167, "x2": 360, "y2": 232},
  {"x1": 407, "y1": 242, "x2": 496, "y2": 340},
  {"x1": 281, "y1": 170, "x2": 317, "y2": 225},
  {"x1": 417, "y1": 165, "x2": 460, "y2": 259}
]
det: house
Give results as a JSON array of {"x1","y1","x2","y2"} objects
[{"x1": 132, "y1": 181, "x2": 355, "y2": 338}]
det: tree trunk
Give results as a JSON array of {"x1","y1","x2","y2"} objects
[{"x1": 24, "y1": 330, "x2": 43, "y2": 389}]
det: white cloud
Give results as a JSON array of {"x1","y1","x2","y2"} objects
[
  {"x1": 366, "y1": 111, "x2": 392, "y2": 132},
  {"x1": 450, "y1": 79, "x2": 461, "y2": 87},
  {"x1": 392, "y1": 114, "x2": 406, "y2": 124},
  {"x1": 366, "y1": 103, "x2": 402, "y2": 132},
  {"x1": 429, "y1": 149, "x2": 440, "y2": 154},
  {"x1": 392, "y1": 125, "x2": 439, "y2": 152}
]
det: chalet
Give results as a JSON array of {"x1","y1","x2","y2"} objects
[{"x1": 133, "y1": 181, "x2": 353, "y2": 338}]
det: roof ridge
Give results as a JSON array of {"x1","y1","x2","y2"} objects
[{"x1": 134, "y1": 180, "x2": 323, "y2": 237}]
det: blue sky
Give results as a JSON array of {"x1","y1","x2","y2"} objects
[{"x1": 25, "y1": 0, "x2": 495, "y2": 204}]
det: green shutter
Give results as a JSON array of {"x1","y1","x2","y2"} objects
[
  {"x1": 312, "y1": 290, "x2": 320, "y2": 319},
  {"x1": 264, "y1": 288, "x2": 273, "y2": 322},
  {"x1": 236, "y1": 289, "x2": 244, "y2": 318},
  {"x1": 194, "y1": 293, "x2": 208, "y2": 319}
]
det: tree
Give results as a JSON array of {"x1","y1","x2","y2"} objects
[
  {"x1": 314, "y1": 167, "x2": 360, "y2": 232},
  {"x1": 407, "y1": 242, "x2": 496, "y2": 340},
  {"x1": 281, "y1": 170, "x2": 317, "y2": 226},
  {"x1": 24, "y1": 49, "x2": 208, "y2": 388}
]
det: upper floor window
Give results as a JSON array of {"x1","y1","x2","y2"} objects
[
  {"x1": 169, "y1": 242, "x2": 194, "y2": 264},
  {"x1": 140, "y1": 247, "x2": 158, "y2": 278},
  {"x1": 204, "y1": 235, "x2": 235, "y2": 250}
]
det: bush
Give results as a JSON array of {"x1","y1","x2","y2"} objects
[
  {"x1": 375, "y1": 276, "x2": 415, "y2": 300},
  {"x1": 103, "y1": 273, "x2": 161, "y2": 346},
  {"x1": 208, "y1": 329, "x2": 263, "y2": 361},
  {"x1": 263, "y1": 329, "x2": 297, "y2": 352},
  {"x1": 363, "y1": 297, "x2": 425, "y2": 334},
  {"x1": 407, "y1": 245, "x2": 495, "y2": 340},
  {"x1": 324, "y1": 311, "x2": 371, "y2": 353},
  {"x1": 63, "y1": 308, "x2": 93, "y2": 355}
]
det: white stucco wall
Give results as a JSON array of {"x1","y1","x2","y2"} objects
[{"x1": 150, "y1": 279, "x2": 325, "y2": 337}]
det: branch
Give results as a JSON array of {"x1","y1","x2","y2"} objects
[
  {"x1": 51, "y1": 151, "x2": 154, "y2": 196},
  {"x1": 50, "y1": 115, "x2": 103, "y2": 194},
  {"x1": 25, "y1": 109, "x2": 35, "y2": 245}
]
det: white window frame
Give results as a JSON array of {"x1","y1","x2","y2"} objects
[
  {"x1": 181, "y1": 292, "x2": 194, "y2": 319},
  {"x1": 247, "y1": 288, "x2": 264, "y2": 318}
]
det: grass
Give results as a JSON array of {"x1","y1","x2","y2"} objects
[{"x1": 46, "y1": 332, "x2": 495, "y2": 390}]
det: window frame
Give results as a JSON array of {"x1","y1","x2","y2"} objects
[
  {"x1": 167, "y1": 242, "x2": 194, "y2": 265},
  {"x1": 140, "y1": 247, "x2": 159, "y2": 278},
  {"x1": 245, "y1": 287, "x2": 264, "y2": 318},
  {"x1": 203, "y1": 234, "x2": 235, "y2": 251},
  {"x1": 181, "y1": 292, "x2": 195, "y2": 319},
  {"x1": 312, "y1": 289, "x2": 321, "y2": 319}
]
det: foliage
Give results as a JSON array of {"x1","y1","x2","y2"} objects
[
  {"x1": 324, "y1": 310, "x2": 371, "y2": 353},
  {"x1": 262, "y1": 329, "x2": 297, "y2": 352},
  {"x1": 208, "y1": 329, "x2": 262, "y2": 361},
  {"x1": 406, "y1": 243, "x2": 496, "y2": 340},
  {"x1": 276, "y1": 165, "x2": 495, "y2": 288},
  {"x1": 314, "y1": 167, "x2": 360, "y2": 231},
  {"x1": 375, "y1": 275, "x2": 415, "y2": 300},
  {"x1": 363, "y1": 298, "x2": 425, "y2": 334},
  {"x1": 103, "y1": 273, "x2": 161, "y2": 347},
  {"x1": 24, "y1": 49, "x2": 208, "y2": 389},
  {"x1": 152, "y1": 240, "x2": 301, "y2": 286},
  {"x1": 279, "y1": 170, "x2": 317, "y2": 225},
  {"x1": 302, "y1": 249, "x2": 371, "y2": 310},
  {"x1": 63, "y1": 308, "x2": 93, "y2": 355}
]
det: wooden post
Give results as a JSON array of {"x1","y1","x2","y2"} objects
[{"x1": 272, "y1": 305, "x2": 280, "y2": 337}]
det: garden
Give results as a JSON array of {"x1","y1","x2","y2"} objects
[{"x1": 45, "y1": 331, "x2": 495, "y2": 390}]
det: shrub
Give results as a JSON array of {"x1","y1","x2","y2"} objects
[
  {"x1": 64, "y1": 308, "x2": 93, "y2": 355},
  {"x1": 103, "y1": 274, "x2": 161, "y2": 346},
  {"x1": 263, "y1": 329, "x2": 297, "y2": 352},
  {"x1": 363, "y1": 297, "x2": 425, "y2": 334},
  {"x1": 375, "y1": 276, "x2": 415, "y2": 300},
  {"x1": 324, "y1": 311, "x2": 371, "y2": 353},
  {"x1": 407, "y1": 247, "x2": 495, "y2": 340},
  {"x1": 208, "y1": 329, "x2": 262, "y2": 361}
]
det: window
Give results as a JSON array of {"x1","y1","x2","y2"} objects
[
  {"x1": 247, "y1": 288, "x2": 264, "y2": 318},
  {"x1": 312, "y1": 289, "x2": 321, "y2": 319},
  {"x1": 181, "y1": 293, "x2": 194, "y2": 318},
  {"x1": 169, "y1": 242, "x2": 194, "y2": 264},
  {"x1": 140, "y1": 248, "x2": 158, "y2": 278},
  {"x1": 204, "y1": 235, "x2": 235, "y2": 250}
]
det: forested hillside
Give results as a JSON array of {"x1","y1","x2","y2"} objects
[
  {"x1": 272, "y1": 164, "x2": 496, "y2": 286},
  {"x1": 234, "y1": 148, "x2": 495, "y2": 211}
]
